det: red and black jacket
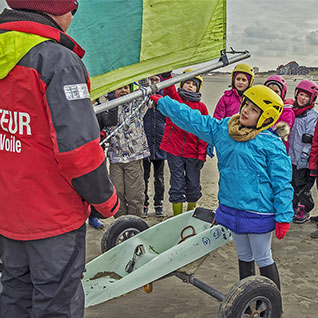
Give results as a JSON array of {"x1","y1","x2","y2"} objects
[
  {"x1": 161, "y1": 81, "x2": 208, "y2": 161},
  {"x1": 0, "y1": 9, "x2": 119, "y2": 240}
]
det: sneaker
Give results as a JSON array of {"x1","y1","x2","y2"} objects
[
  {"x1": 293, "y1": 205, "x2": 310, "y2": 224},
  {"x1": 143, "y1": 206, "x2": 148, "y2": 218},
  {"x1": 155, "y1": 206, "x2": 165, "y2": 218},
  {"x1": 310, "y1": 215, "x2": 318, "y2": 223},
  {"x1": 88, "y1": 217, "x2": 104, "y2": 230},
  {"x1": 310, "y1": 229, "x2": 318, "y2": 238}
]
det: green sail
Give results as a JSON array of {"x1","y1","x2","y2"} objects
[{"x1": 68, "y1": 0, "x2": 226, "y2": 100}]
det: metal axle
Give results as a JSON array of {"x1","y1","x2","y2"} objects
[{"x1": 174, "y1": 271, "x2": 225, "y2": 302}]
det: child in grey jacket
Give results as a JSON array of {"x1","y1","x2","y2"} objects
[{"x1": 288, "y1": 80, "x2": 318, "y2": 224}]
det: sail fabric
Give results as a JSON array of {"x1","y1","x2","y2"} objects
[{"x1": 68, "y1": 0, "x2": 226, "y2": 100}]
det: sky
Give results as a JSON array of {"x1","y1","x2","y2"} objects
[{"x1": 1, "y1": 0, "x2": 318, "y2": 72}]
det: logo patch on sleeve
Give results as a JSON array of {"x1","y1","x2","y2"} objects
[{"x1": 63, "y1": 84, "x2": 90, "y2": 101}]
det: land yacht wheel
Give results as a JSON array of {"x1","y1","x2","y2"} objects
[
  {"x1": 101, "y1": 215, "x2": 149, "y2": 252},
  {"x1": 218, "y1": 276, "x2": 282, "y2": 318}
]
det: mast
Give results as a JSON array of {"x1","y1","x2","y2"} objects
[{"x1": 94, "y1": 50, "x2": 251, "y2": 114}]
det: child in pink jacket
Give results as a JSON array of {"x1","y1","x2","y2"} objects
[
  {"x1": 264, "y1": 75, "x2": 295, "y2": 154},
  {"x1": 213, "y1": 63, "x2": 254, "y2": 119}
]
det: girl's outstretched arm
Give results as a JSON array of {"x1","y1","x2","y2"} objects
[{"x1": 156, "y1": 96, "x2": 219, "y2": 146}]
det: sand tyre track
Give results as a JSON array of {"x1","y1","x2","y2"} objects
[
  {"x1": 218, "y1": 276, "x2": 282, "y2": 318},
  {"x1": 101, "y1": 215, "x2": 149, "y2": 252}
]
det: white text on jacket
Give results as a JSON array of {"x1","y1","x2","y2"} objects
[
  {"x1": 0, "y1": 109, "x2": 31, "y2": 153},
  {"x1": 0, "y1": 109, "x2": 31, "y2": 135}
]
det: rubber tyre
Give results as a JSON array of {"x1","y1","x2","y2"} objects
[
  {"x1": 101, "y1": 215, "x2": 149, "y2": 253},
  {"x1": 218, "y1": 276, "x2": 282, "y2": 318}
]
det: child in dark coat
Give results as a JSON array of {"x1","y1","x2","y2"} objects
[{"x1": 143, "y1": 75, "x2": 167, "y2": 217}]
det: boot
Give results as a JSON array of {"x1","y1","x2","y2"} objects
[
  {"x1": 88, "y1": 217, "x2": 104, "y2": 230},
  {"x1": 186, "y1": 202, "x2": 196, "y2": 211},
  {"x1": 155, "y1": 205, "x2": 165, "y2": 218},
  {"x1": 239, "y1": 260, "x2": 255, "y2": 280},
  {"x1": 172, "y1": 203, "x2": 183, "y2": 216},
  {"x1": 259, "y1": 262, "x2": 281, "y2": 290}
]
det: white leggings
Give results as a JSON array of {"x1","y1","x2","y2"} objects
[{"x1": 231, "y1": 231, "x2": 274, "y2": 268}]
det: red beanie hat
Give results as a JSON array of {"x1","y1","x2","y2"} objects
[{"x1": 6, "y1": 0, "x2": 78, "y2": 16}]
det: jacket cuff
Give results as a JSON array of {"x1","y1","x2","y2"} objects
[
  {"x1": 92, "y1": 186, "x2": 120, "y2": 217},
  {"x1": 310, "y1": 170, "x2": 318, "y2": 177}
]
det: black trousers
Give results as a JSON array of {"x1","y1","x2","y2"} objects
[
  {"x1": 143, "y1": 158, "x2": 165, "y2": 207},
  {"x1": 291, "y1": 165, "x2": 315, "y2": 212},
  {"x1": 166, "y1": 153, "x2": 203, "y2": 203},
  {"x1": 0, "y1": 224, "x2": 86, "y2": 318}
]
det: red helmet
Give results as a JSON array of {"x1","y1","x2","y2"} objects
[
  {"x1": 6, "y1": 0, "x2": 78, "y2": 16},
  {"x1": 264, "y1": 75, "x2": 287, "y2": 100},
  {"x1": 295, "y1": 80, "x2": 318, "y2": 105}
]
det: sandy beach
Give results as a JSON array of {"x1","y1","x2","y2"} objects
[{"x1": 85, "y1": 75, "x2": 318, "y2": 317}]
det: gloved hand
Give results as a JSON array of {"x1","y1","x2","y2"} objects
[
  {"x1": 161, "y1": 71, "x2": 172, "y2": 79},
  {"x1": 275, "y1": 222, "x2": 290, "y2": 240},
  {"x1": 150, "y1": 94, "x2": 163, "y2": 104},
  {"x1": 100, "y1": 131, "x2": 107, "y2": 140}
]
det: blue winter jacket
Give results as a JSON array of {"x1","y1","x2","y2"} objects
[
  {"x1": 289, "y1": 108, "x2": 318, "y2": 169},
  {"x1": 157, "y1": 96, "x2": 294, "y2": 229}
]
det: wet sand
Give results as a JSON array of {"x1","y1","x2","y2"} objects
[{"x1": 85, "y1": 157, "x2": 318, "y2": 318}]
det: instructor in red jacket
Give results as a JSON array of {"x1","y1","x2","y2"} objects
[{"x1": 0, "y1": 1, "x2": 119, "y2": 317}]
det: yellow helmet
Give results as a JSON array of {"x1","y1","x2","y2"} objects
[
  {"x1": 179, "y1": 68, "x2": 203, "y2": 92},
  {"x1": 240, "y1": 85, "x2": 284, "y2": 131},
  {"x1": 231, "y1": 63, "x2": 255, "y2": 88}
]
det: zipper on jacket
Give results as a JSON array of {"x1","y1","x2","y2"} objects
[
  {"x1": 180, "y1": 100, "x2": 190, "y2": 155},
  {"x1": 181, "y1": 133, "x2": 187, "y2": 155},
  {"x1": 167, "y1": 125, "x2": 174, "y2": 143}
]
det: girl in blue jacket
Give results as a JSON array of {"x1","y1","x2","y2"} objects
[{"x1": 150, "y1": 85, "x2": 293, "y2": 290}]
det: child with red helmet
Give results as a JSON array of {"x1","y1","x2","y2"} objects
[
  {"x1": 264, "y1": 75, "x2": 295, "y2": 153},
  {"x1": 289, "y1": 80, "x2": 318, "y2": 223}
]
